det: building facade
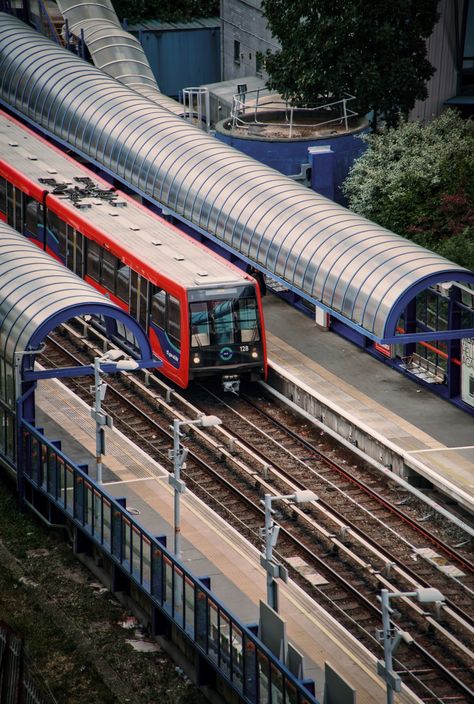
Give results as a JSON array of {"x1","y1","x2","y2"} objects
[
  {"x1": 221, "y1": 0, "x2": 474, "y2": 121},
  {"x1": 220, "y1": 0, "x2": 278, "y2": 81}
]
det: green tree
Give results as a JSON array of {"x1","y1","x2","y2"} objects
[
  {"x1": 342, "y1": 110, "x2": 474, "y2": 270},
  {"x1": 113, "y1": 0, "x2": 218, "y2": 24},
  {"x1": 261, "y1": 0, "x2": 439, "y2": 126}
]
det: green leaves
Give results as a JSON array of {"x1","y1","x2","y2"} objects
[
  {"x1": 261, "y1": 0, "x2": 439, "y2": 123},
  {"x1": 343, "y1": 110, "x2": 474, "y2": 269}
]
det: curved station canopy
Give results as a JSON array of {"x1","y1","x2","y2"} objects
[
  {"x1": 0, "y1": 223, "x2": 155, "y2": 405},
  {"x1": 0, "y1": 13, "x2": 474, "y2": 345}
]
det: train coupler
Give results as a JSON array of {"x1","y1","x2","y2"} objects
[{"x1": 222, "y1": 375, "x2": 240, "y2": 394}]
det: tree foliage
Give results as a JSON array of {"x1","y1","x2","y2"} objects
[
  {"x1": 342, "y1": 110, "x2": 474, "y2": 270},
  {"x1": 113, "y1": 0, "x2": 219, "y2": 25},
  {"x1": 261, "y1": 0, "x2": 439, "y2": 125}
]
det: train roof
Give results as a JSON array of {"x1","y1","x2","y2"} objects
[{"x1": 0, "y1": 112, "x2": 247, "y2": 291}]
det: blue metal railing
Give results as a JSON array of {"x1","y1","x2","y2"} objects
[{"x1": 19, "y1": 420, "x2": 318, "y2": 704}]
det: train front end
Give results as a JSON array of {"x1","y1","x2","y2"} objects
[{"x1": 188, "y1": 282, "x2": 266, "y2": 392}]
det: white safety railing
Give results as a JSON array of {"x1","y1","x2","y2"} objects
[
  {"x1": 182, "y1": 87, "x2": 211, "y2": 132},
  {"x1": 231, "y1": 90, "x2": 358, "y2": 137}
]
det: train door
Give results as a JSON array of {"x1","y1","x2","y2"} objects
[
  {"x1": 130, "y1": 270, "x2": 149, "y2": 333},
  {"x1": 6, "y1": 183, "x2": 23, "y2": 231}
]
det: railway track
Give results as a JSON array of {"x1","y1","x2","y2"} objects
[{"x1": 38, "y1": 323, "x2": 474, "y2": 703}]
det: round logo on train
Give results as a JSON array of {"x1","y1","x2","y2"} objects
[{"x1": 219, "y1": 347, "x2": 233, "y2": 362}]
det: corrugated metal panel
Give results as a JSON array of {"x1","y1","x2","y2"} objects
[
  {"x1": 0, "y1": 114, "x2": 244, "y2": 288},
  {"x1": 56, "y1": 0, "x2": 184, "y2": 115},
  {"x1": 1, "y1": 14, "x2": 472, "y2": 341},
  {"x1": 0, "y1": 223, "x2": 117, "y2": 362},
  {"x1": 410, "y1": 0, "x2": 459, "y2": 122},
  {"x1": 128, "y1": 18, "x2": 220, "y2": 31}
]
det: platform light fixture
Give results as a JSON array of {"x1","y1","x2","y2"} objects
[
  {"x1": 376, "y1": 587, "x2": 445, "y2": 704},
  {"x1": 261, "y1": 490, "x2": 317, "y2": 612},
  {"x1": 170, "y1": 414, "x2": 222, "y2": 558},
  {"x1": 92, "y1": 351, "x2": 139, "y2": 484}
]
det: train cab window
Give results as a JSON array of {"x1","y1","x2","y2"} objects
[
  {"x1": 117, "y1": 265, "x2": 130, "y2": 302},
  {"x1": 87, "y1": 240, "x2": 101, "y2": 282},
  {"x1": 0, "y1": 177, "x2": 6, "y2": 215},
  {"x1": 168, "y1": 296, "x2": 181, "y2": 348},
  {"x1": 151, "y1": 289, "x2": 166, "y2": 329},
  {"x1": 101, "y1": 249, "x2": 117, "y2": 292},
  {"x1": 47, "y1": 211, "x2": 67, "y2": 262},
  {"x1": 237, "y1": 298, "x2": 259, "y2": 342},
  {"x1": 213, "y1": 300, "x2": 234, "y2": 345},
  {"x1": 190, "y1": 302, "x2": 211, "y2": 347}
]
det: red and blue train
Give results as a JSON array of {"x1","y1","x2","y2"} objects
[{"x1": 0, "y1": 111, "x2": 267, "y2": 390}]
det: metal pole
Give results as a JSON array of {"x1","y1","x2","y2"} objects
[
  {"x1": 173, "y1": 418, "x2": 181, "y2": 558},
  {"x1": 94, "y1": 358, "x2": 103, "y2": 485},
  {"x1": 381, "y1": 589, "x2": 394, "y2": 704},
  {"x1": 264, "y1": 494, "x2": 278, "y2": 611}
]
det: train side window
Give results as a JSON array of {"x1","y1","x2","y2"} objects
[
  {"x1": 47, "y1": 210, "x2": 67, "y2": 262},
  {"x1": 0, "y1": 177, "x2": 6, "y2": 215},
  {"x1": 102, "y1": 249, "x2": 117, "y2": 292},
  {"x1": 168, "y1": 295, "x2": 181, "y2": 349},
  {"x1": 151, "y1": 289, "x2": 166, "y2": 330},
  {"x1": 87, "y1": 240, "x2": 101, "y2": 282},
  {"x1": 24, "y1": 197, "x2": 41, "y2": 238},
  {"x1": 117, "y1": 265, "x2": 130, "y2": 303}
]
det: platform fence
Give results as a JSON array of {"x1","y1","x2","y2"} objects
[
  {"x1": 18, "y1": 420, "x2": 318, "y2": 704},
  {"x1": 0, "y1": 620, "x2": 56, "y2": 704}
]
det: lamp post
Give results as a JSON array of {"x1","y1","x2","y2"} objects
[
  {"x1": 170, "y1": 414, "x2": 222, "y2": 558},
  {"x1": 92, "y1": 351, "x2": 139, "y2": 484},
  {"x1": 261, "y1": 490, "x2": 317, "y2": 612},
  {"x1": 377, "y1": 587, "x2": 445, "y2": 704}
]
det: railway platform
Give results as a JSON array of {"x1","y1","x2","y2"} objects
[
  {"x1": 263, "y1": 295, "x2": 474, "y2": 513},
  {"x1": 35, "y1": 377, "x2": 422, "y2": 704}
]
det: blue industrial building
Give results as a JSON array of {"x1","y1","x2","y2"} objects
[{"x1": 128, "y1": 18, "x2": 220, "y2": 97}]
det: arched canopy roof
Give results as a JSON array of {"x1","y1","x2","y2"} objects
[
  {"x1": 0, "y1": 225, "x2": 154, "y2": 399},
  {"x1": 1, "y1": 13, "x2": 474, "y2": 343}
]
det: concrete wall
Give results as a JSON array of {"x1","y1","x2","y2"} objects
[{"x1": 221, "y1": 0, "x2": 278, "y2": 81}]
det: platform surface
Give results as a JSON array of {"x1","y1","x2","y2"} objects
[
  {"x1": 263, "y1": 296, "x2": 474, "y2": 505},
  {"x1": 35, "y1": 378, "x2": 422, "y2": 704}
]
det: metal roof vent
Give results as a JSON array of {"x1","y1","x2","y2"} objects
[
  {"x1": 108, "y1": 211, "x2": 119, "y2": 217},
  {"x1": 174, "y1": 255, "x2": 185, "y2": 261},
  {"x1": 152, "y1": 240, "x2": 162, "y2": 246},
  {"x1": 74, "y1": 202, "x2": 92, "y2": 209},
  {"x1": 130, "y1": 226, "x2": 141, "y2": 231},
  {"x1": 27, "y1": 154, "x2": 38, "y2": 160},
  {"x1": 197, "y1": 271, "x2": 208, "y2": 276},
  {"x1": 111, "y1": 200, "x2": 127, "y2": 207},
  {"x1": 8, "y1": 141, "x2": 18, "y2": 147}
]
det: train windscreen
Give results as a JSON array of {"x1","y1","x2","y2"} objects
[{"x1": 189, "y1": 286, "x2": 260, "y2": 348}]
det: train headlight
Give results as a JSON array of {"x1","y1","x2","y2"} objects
[
  {"x1": 193, "y1": 354, "x2": 201, "y2": 364},
  {"x1": 251, "y1": 350, "x2": 259, "y2": 359}
]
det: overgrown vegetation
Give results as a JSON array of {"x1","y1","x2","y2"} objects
[
  {"x1": 342, "y1": 110, "x2": 474, "y2": 270},
  {"x1": 113, "y1": 0, "x2": 219, "y2": 25},
  {"x1": 261, "y1": 0, "x2": 439, "y2": 127},
  {"x1": 0, "y1": 478, "x2": 206, "y2": 704}
]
